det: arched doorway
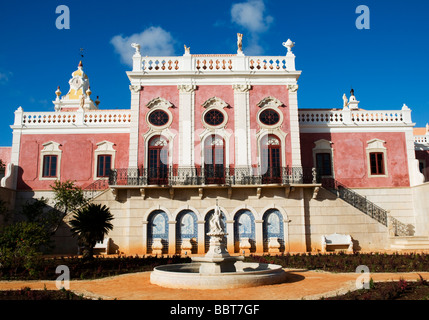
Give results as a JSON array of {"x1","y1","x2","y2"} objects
[
  {"x1": 234, "y1": 210, "x2": 255, "y2": 253},
  {"x1": 148, "y1": 135, "x2": 169, "y2": 185},
  {"x1": 262, "y1": 209, "x2": 285, "y2": 253},
  {"x1": 176, "y1": 210, "x2": 198, "y2": 254},
  {"x1": 204, "y1": 135, "x2": 225, "y2": 184},
  {"x1": 147, "y1": 210, "x2": 169, "y2": 254},
  {"x1": 260, "y1": 134, "x2": 281, "y2": 184}
]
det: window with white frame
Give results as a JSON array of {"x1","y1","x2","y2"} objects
[
  {"x1": 366, "y1": 139, "x2": 388, "y2": 177},
  {"x1": 94, "y1": 141, "x2": 116, "y2": 179},
  {"x1": 39, "y1": 141, "x2": 62, "y2": 180},
  {"x1": 312, "y1": 139, "x2": 334, "y2": 177}
]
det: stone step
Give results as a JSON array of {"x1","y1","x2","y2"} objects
[{"x1": 390, "y1": 236, "x2": 429, "y2": 250}]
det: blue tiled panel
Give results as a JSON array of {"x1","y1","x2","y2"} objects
[
  {"x1": 234, "y1": 210, "x2": 255, "y2": 244},
  {"x1": 148, "y1": 210, "x2": 169, "y2": 253}
]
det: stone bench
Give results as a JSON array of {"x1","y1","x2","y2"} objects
[
  {"x1": 78, "y1": 237, "x2": 111, "y2": 255},
  {"x1": 94, "y1": 237, "x2": 111, "y2": 254},
  {"x1": 321, "y1": 233, "x2": 353, "y2": 253}
]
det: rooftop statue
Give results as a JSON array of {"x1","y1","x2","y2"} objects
[{"x1": 237, "y1": 33, "x2": 243, "y2": 53}]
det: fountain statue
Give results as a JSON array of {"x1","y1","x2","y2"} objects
[
  {"x1": 150, "y1": 201, "x2": 287, "y2": 289},
  {"x1": 192, "y1": 201, "x2": 244, "y2": 273}
]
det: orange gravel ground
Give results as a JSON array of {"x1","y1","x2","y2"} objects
[{"x1": 1, "y1": 269, "x2": 428, "y2": 300}]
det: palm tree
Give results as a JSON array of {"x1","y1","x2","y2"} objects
[{"x1": 69, "y1": 203, "x2": 114, "y2": 260}]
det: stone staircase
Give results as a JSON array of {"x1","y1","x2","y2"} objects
[{"x1": 389, "y1": 236, "x2": 429, "y2": 251}]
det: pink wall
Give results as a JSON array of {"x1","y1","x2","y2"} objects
[
  {"x1": 138, "y1": 86, "x2": 180, "y2": 168},
  {"x1": 300, "y1": 132, "x2": 410, "y2": 188},
  {"x1": 194, "y1": 85, "x2": 235, "y2": 167},
  {"x1": 249, "y1": 86, "x2": 291, "y2": 166},
  {"x1": 17, "y1": 133, "x2": 129, "y2": 191},
  {"x1": 137, "y1": 85, "x2": 292, "y2": 168}
]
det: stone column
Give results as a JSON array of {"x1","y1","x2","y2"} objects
[
  {"x1": 168, "y1": 221, "x2": 177, "y2": 255},
  {"x1": 178, "y1": 85, "x2": 196, "y2": 167},
  {"x1": 9, "y1": 107, "x2": 24, "y2": 190},
  {"x1": 226, "y1": 220, "x2": 235, "y2": 253},
  {"x1": 128, "y1": 85, "x2": 142, "y2": 168},
  {"x1": 233, "y1": 84, "x2": 252, "y2": 168},
  {"x1": 287, "y1": 84, "x2": 302, "y2": 167},
  {"x1": 197, "y1": 220, "x2": 206, "y2": 254},
  {"x1": 142, "y1": 220, "x2": 148, "y2": 255},
  {"x1": 255, "y1": 220, "x2": 264, "y2": 253}
]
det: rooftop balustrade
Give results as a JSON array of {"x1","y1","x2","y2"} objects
[
  {"x1": 12, "y1": 108, "x2": 131, "y2": 128},
  {"x1": 298, "y1": 108, "x2": 413, "y2": 127},
  {"x1": 130, "y1": 52, "x2": 298, "y2": 74}
]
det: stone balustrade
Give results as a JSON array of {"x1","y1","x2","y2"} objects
[
  {"x1": 133, "y1": 53, "x2": 297, "y2": 73},
  {"x1": 414, "y1": 135, "x2": 428, "y2": 143},
  {"x1": 14, "y1": 108, "x2": 131, "y2": 128},
  {"x1": 298, "y1": 108, "x2": 413, "y2": 126}
]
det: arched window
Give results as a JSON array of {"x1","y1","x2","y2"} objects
[
  {"x1": 148, "y1": 136, "x2": 169, "y2": 185},
  {"x1": 204, "y1": 135, "x2": 225, "y2": 184},
  {"x1": 260, "y1": 134, "x2": 281, "y2": 183}
]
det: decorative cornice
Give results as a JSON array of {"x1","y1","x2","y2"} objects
[
  {"x1": 287, "y1": 84, "x2": 299, "y2": 93},
  {"x1": 232, "y1": 84, "x2": 252, "y2": 93},
  {"x1": 177, "y1": 84, "x2": 197, "y2": 93},
  {"x1": 129, "y1": 85, "x2": 142, "y2": 93}
]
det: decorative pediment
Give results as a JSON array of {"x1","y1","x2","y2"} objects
[
  {"x1": 257, "y1": 96, "x2": 284, "y2": 108},
  {"x1": 367, "y1": 139, "x2": 386, "y2": 150},
  {"x1": 95, "y1": 141, "x2": 116, "y2": 152},
  {"x1": 42, "y1": 141, "x2": 62, "y2": 152},
  {"x1": 314, "y1": 139, "x2": 333, "y2": 150},
  {"x1": 146, "y1": 97, "x2": 173, "y2": 109},
  {"x1": 202, "y1": 97, "x2": 229, "y2": 109}
]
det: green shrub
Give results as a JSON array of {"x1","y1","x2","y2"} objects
[{"x1": 0, "y1": 221, "x2": 51, "y2": 277}]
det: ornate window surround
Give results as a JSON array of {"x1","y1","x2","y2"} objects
[
  {"x1": 256, "y1": 96, "x2": 285, "y2": 130},
  {"x1": 143, "y1": 131, "x2": 175, "y2": 169},
  {"x1": 256, "y1": 130, "x2": 287, "y2": 168},
  {"x1": 199, "y1": 130, "x2": 232, "y2": 167},
  {"x1": 201, "y1": 97, "x2": 229, "y2": 130},
  {"x1": 366, "y1": 139, "x2": 388, "y2": 178},
  {"x1": 39, "y1": 141, "x2": 62, "y2": 181},
  {"x1": 312, "y1": 139, "x2": 334, "y2": 178},
  {"x1": 93, "y1": 141, "x2": 116, "y2": 180},
  {"x1": 145, "y1": 97, "x2": 174, "y2": 131}
]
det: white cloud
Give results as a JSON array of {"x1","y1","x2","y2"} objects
[
  {"x1": 231, "y1": 0, "x2": 273, "y2": 33},
  {"x1": 111, "y1": 27, "x2": 175, "y2": 66},
  {"x1": 0, "y1": 71, "x2": 11, "y2": 84}
]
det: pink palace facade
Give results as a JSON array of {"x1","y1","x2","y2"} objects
[{"x1": 1, "y1": 38, "x2": 429, "y2": 255}]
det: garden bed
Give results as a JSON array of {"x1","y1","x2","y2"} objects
[
  {"x1": 1, "y1": 252, "x2": 429, "y2": 281},
  {"x1": 0, "y1": 255, "x2": 191, "y2": 280},
  {"x1": 324, "y1": 276, "x2": 429, "y2": 300},
  {"x1": 0, "y1": 287, "x2": 91, "y2": 300},
  {"x1": 245, "y1": 252, "x2": 429, "y2": 273}
]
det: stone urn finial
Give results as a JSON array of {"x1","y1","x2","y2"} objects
[{"x1": 282, "y1": 39, "x2": 295, "y2": 53}]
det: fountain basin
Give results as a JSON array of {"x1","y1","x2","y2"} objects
[{"x1": 150, "y1": 262, "x2": 287, "y2": 289}]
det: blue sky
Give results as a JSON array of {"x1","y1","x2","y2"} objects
[{"x1": 0, "y1": 0, "x2": 428, "y2": 147}]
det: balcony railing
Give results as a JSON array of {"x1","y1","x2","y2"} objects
[{"x1": 108, "y1": 166, "x2": 318, "y2": 187}]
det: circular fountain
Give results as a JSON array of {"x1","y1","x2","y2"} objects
[{"x1": 150, "y1": 203, "x2": 287, "y2": 289}]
